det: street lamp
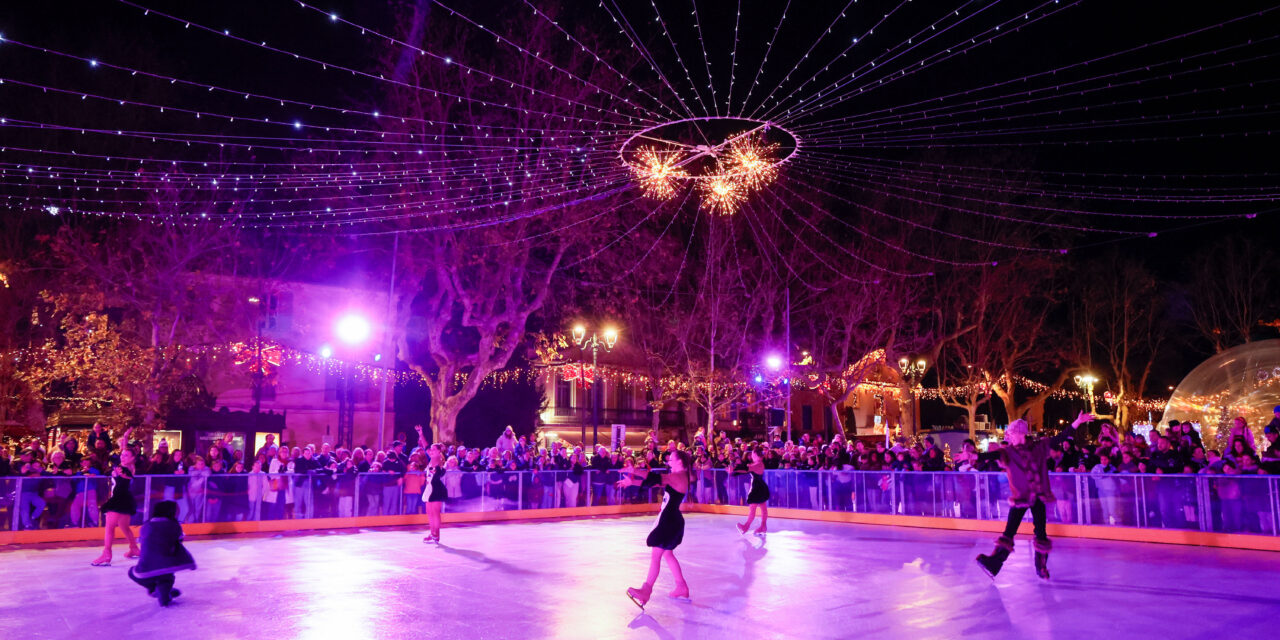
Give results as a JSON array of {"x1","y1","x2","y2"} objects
[
  {"x1": 572, "y1": 322, "x2": 619, "y2": 448},
  {"x1": 763, "y1": 353, "x2": 792, "y2": 442},
  {"x1": 897, "y1": 356, "x2": 928, "y2": 438},
  {"x1": 333, "y1": 313, "x2": 372, "y2": 449},
  {"x1": 1074, "y1": 373, "x2": 1099, "y2": 414}
]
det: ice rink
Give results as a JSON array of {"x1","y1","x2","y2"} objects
[{"x1": 1, "y1": 513, "x2": 1276, "y2": 640}]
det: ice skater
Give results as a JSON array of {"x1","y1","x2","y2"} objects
[
  {"x1": 416, "y1": 426, "x2": 447, "y2": 544},
  {"x1": 127, "y1": 500, "x2": 196, "y2": 606},
  {"x1": 91, "y1": 427, "x2": 139, "y2": 566},
  {"x1": 615, "y1": 449, "x2": 693, "y2": 609},
  {"x1": 976, "y1": 411, "x2": 1094, "y2": 580},
  {"x1": 736, "y1": 445, "x2": 770, "y2": 535}
]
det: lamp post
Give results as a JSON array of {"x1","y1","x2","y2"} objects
[
  {"x1": 1074, "y1": 374, "x2": 1098, "y2": 414},
  {"x1": 572, "y1": 323, "x2": 619, "y2": 449},
  {"x1": 897, "y1": 356, "x2": 928, "y2": 438},
  {"x1": 765, "y1": 354, "x2": 790, "y2": 442}
]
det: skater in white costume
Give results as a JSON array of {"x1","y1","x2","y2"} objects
[{"x1": 415, "y1": 426, "x2": 447, "y2": 544}]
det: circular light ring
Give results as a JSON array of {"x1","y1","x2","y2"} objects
[{"x1": 619, "y1": 117, "x2": 800, "y2": 182}]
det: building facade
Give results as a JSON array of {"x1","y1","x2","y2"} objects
[{"x1": 207, "y1": 278, "x2": 396, "y2": 453}]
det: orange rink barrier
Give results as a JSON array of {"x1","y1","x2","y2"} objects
[{"x1": 3, "y1": 503, "x2": 1277, "y2": 551}]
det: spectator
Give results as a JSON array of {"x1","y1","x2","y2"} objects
[
  {"x1": 255, "y1": 434, "x2": 278, "y2": 460},
  {"x1": 495, "y1": 426, "x2": 517, "y2": 456}
]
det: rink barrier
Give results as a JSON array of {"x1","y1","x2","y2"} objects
[
  {"x1": 3, "y1": 469, "x2": 1279, "y2": 551},
  {"x1": 691, "y1": 505, "x2": 1280, "y2": 552},
  {"x1": 0, "y1": 503, "x2": 656, "y2": 545}
]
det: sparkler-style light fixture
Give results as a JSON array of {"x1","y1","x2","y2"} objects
[
  {"x1": 700, "y1": 175, "x2": 747, "y2": 216},
  {"x1": 620, "y1": 117, "x2": 798, "y2": 217},
  {"x1": 631, "y1": 147, "x2": 687, "y2": 200},
  {"x1": 722, "y1": 137, "x2": 779, "y2": 192}
]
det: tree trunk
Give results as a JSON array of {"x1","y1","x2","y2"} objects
[
  {"x1": 427, "y1": 396, "x2": 460, "y2": 445},
  {"x1": 829, "y1": 402, "x2": 843, "y2": 440}
]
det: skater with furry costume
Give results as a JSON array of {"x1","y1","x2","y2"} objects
[{"x1": 975, "y1": 411, "x2": 1094, "y2": 580}]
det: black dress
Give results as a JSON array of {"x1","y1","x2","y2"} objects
[
  {"x1": 746, "y1": 470, "x2": 771, "y2": 505},
  {"x1": 101, "y1": 466, "x2": 137, "y2": 515},
  {"x1": 643, "y1": 472, "x2": 685, "y2": 550},
  {"x1": 422, "y1": 465, "x2": 447, "y2": 503}
]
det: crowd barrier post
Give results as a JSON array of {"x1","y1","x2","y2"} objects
[
  {"x1": 142, "y1": 476, "x2": 152, "y2": 523},
  {"x1": 11, "y1": 478, "x2": 21, "y2": 531}
]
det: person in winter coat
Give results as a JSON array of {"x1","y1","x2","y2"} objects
[
  {"x1": 975, "y1": 411, "x2": 1094, "y2": 581},
  {"x1": 127, "y1": 500, "x2": 196, "y2": 607}
]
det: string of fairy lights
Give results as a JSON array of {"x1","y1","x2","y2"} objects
[{"x1": 0, "y1": 2, "x2": 1274, "y2": 303}]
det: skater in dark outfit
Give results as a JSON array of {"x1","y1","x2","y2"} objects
[
  {"x1": 92, "y1": 427, "x2": 139, "y2": 566},
  {"x1": 976, "y1": 411, "x2": 1094, "y2": 580},
  {"x1": 736, "y1": 445, "x2": 770, "y2": 535},
  {"x1": 416, "y1": 426, "x2": 447, "y2": 544},
  {"x1": 128, "y1": 500, "x2": 196, "y2": 606},
  {"x1": 616, "y1": 449, "x2": 693, "y2": 609}
]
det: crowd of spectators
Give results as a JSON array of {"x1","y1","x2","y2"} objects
[{"x1": 3, "y1": 411, "x2": 1279, "y2": 531}]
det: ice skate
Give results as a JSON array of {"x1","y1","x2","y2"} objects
[
  {"x1": 975, "y1": 536, "x2": 1014, "y2": 580},
  {"x1": 754, "y1": 525, "x2": 767, "y2": 536},
  {"x1": 626, "y1": 584, "x2": 653, "y2": 610},
  {"x1": 668, "y1": 582, "x2": 690, "y2": 601},
  {"x1": 124, "y1": 546, "x2": 141, "y2": 559},
  {"x1": 735, "y1": 523, "x2": 748, "y2": 535},
  {"x1": 422, "y1": 534, "x2": 437, "y2": 544},
  {"x1": 90, "y1": 554, "x2": 111, "y2": 567},
  {"x1": 1033, "y1": 539, "x2": 1052, "y2": 580}
]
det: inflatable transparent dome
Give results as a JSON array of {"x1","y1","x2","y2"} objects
[{"x1": 1161, "y1": 339, "x2": 1280, "y2": 448}]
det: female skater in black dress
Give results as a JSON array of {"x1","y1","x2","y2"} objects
[
  {"x1": 616, "y1": 449, "x2": 692, "y2": 609},
  {"x1": 92, "y1": 427, "x2": 139, "y2": 566},
  {"x1": 737, "y1": 445, "x2": 770, "y2": 535},
  {"x1": 416, "y1": 430, "x2": 447, "y2": 544}
]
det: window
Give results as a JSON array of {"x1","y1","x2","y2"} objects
[
  {"x1": 325, "y1": 371, "x2": 369, "y2": 403},
  {"x1": 266, "y1": 292, "x2": 293, "y2": 331},
  {"x1": 802, "y1": 405, "x2": 814, "y2": 431},
  {"x1": 823, "y1": 407, "x2": 832, "y2": 432},
  {"x1": 555, "y1": 376, "x2": 572, "y2": 408},
  {"x1": 617, "y1": 384, "x2": 634, "y2": 410},
  {"x1": 324, "y1": 371, "x2": 338, "y2": 403}
]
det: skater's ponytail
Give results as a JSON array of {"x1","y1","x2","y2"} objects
[{"x1": 674, "y1": 449, "x2": 693, "y2": 486}]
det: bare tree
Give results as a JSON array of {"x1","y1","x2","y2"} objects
[
  {"x1": 1186, "y1": 235, "x2": 1276, "y2": 353},
  {"x1": 368, "y1": 13, "x2": 631, "y2": 444},
  {"x1": 1077, "y1": 253, "x2": 1169, "y2": 427}
]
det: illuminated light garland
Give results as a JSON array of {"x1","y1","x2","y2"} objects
[
  {"x1": 914, "y1": 374, "x2": 1171, "y2": 413},
  {"x1": 780, "y1": 7, "x2": 1280, "y2": 131}
]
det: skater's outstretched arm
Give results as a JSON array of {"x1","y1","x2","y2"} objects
[
  {"x1": 616, "y1": 470, "x2": 664, "y2": 489},
  {"x1": 1047, "y1": 412, "x2": 1095, "y2": 449}
]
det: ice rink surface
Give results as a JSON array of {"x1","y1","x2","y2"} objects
[{"x1": 2, "y1": 513, "x2": 1276, "y2": 640}]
